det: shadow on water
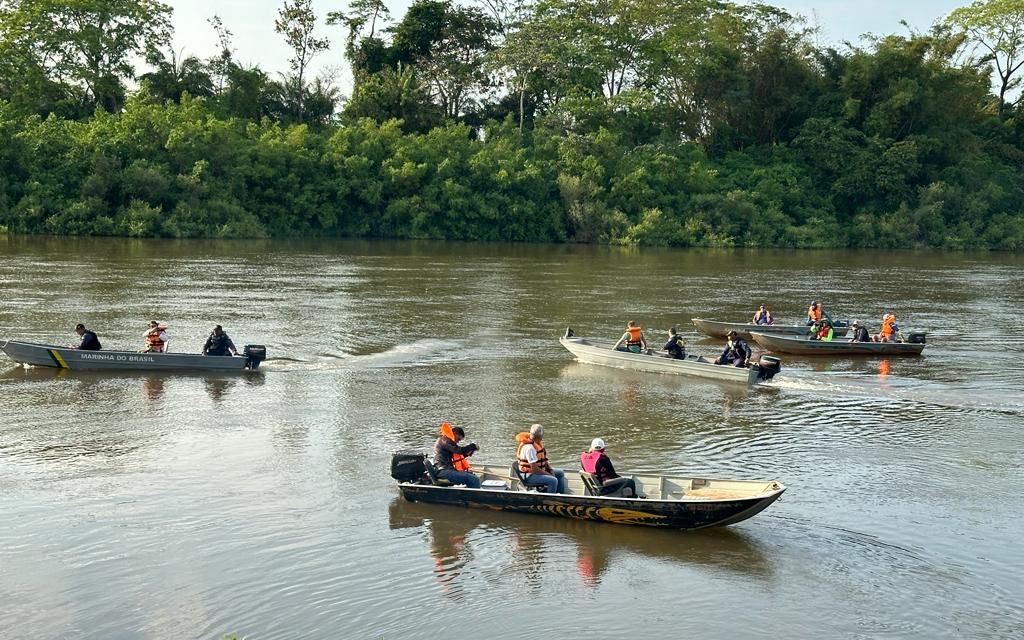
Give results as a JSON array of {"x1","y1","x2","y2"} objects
[{"x1": 388, "y1": 498, "x2": 774, "y2": 588}]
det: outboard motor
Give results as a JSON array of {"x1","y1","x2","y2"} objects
[
  {"x1": 391, "y1": 451, "x2": 428, "y2": 483},
  {"x1": 906, "y1": 332, "x2": 927, "y2": 344},
  {"x1": 756, "y1": 355, "x2": 782, "y2": 382},
  {"x1": 243, "y1": 344, "x2": 267, "y2": 370},
  {"x1": 564, "y1": 327, "x2": 575, "y2": 338}
]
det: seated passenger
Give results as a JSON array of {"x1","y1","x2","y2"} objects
[
  {"x1": 516, "y1": 423, "x2": 567, "y2": 494},
  {"x1": 433, "y1": 422, "x2": 480, "y2": 488},
  {"x1": 663, "y1": 326, "x2": 686, "y2": 359},
  {"x1": 612, "y1": 321, "x2": 647, "y2": 353},
  {"x1": 141, "y1": 321, "x2": 169, "y2": 353},
  {"x1": 714, "y1": 330, "x2": 752, "y2": 367},
  {"x1": 580, "y1": 438, "x2": 637, "y2": 498},
  {"x1": 202, "y1": 325, "x2": 238, "y2": 356},
  {"x1": 73, "y1": 323, "x2": 101, "y2": 350},
  {"x1": 849, "y1": 320, "x2": 870, "y2": 342},
  {"x1": 752, "y1": 304, "x2": 774, "y2": 325},
  {"x1": 874, "y1": 313, "x2": 897, "y2": 342},
  {"x1": 813, "y1": 320, "x2": 834, "y2": 342}
]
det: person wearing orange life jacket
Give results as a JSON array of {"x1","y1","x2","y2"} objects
[
  {"x1": 612, "y1": 320, "x2": 648, "y2": 353},
  {"x1": 875, "y1": 313, "x2": 897, "y2": 342},
  {"x1": 432, "y1": 422, "x2": 480, "y2": 488},
  {"x1": 752, "y1": 304, "x2": 774, "y2": 325},
  {"x1": 807, "y1": 301, "x2": 823, "y2": 325},
  {"x1": 141, "y1": 320, "x2": 169, "y2": 353},
  {"x1": 516, "y1": 423, "x2": 566, "y2": 494},
  {"x1": 580, "y1": 438, "x2": 637, "y2": 497}
]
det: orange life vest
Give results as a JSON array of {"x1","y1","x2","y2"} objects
[
  {"x1": 880, "y1": 315, "x2": 895, "y2": 337},
  {"x1": 625, "y1": 326, "x2": 643, "y2": 345},
  {"x1": 439, "y1": 422, "x2": 470, "y2": 471},
  {"x1": 144, "y1": 328, "x2": 165, "y2": 352},
  {"x1": 808, "y1": 305, "x2": 822, "y2": 322},
  {"x1": 516, "y1": 432, "x2": 548, "y2": 473}
]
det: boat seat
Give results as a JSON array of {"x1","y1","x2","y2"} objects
[
  {"x1": 423, "y1": 461, "x2": 453, "y2": 487},
  {"x1": 579, "y1": 472, "x2": 603, "y2": 496},
  {"x1": 510, "y1": 463, "x2": 550, "y2": 492}
]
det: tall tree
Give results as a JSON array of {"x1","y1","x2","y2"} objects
[
  {"x1": 275, "y1": 0, "x2": 330, "y2": 122},
  {"x1": 327, "y1": 0, "x2": 391, "y2": 71},
  {"x1": 207, "y1": 15, "x2": 234, "y2": 94},
  {"x1": 2, "y1": 0, "x2": 172, "y2": 113},
  {"x1": 947, "y1": 0, "x2": 1024, "y2": 115}
]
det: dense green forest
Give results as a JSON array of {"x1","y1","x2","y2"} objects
[{"x1": 1, "y1": 0, "x2": 1023, "y2": 248}]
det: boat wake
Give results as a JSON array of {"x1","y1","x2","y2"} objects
[
  {"x1": 771, "y1": 373, "x2": 1024, "y2": 415},
  {"x1": 261, "y1": 339, "x2": 466, "y2": 372}
]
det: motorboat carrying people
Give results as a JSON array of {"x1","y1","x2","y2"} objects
[
  {"x1": 560, "y1": 328, "x2": 781, "y2": 385},
  {"x1": 0, "y1": 340, "x2": 267, "y2": 371},
  {"x1": 390, "y1": 450, "x2": 786, "y2": 530}
]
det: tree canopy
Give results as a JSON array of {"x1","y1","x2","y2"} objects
[{"x1": 0, "y1": 0, "x2": 1022, "y2": 249}]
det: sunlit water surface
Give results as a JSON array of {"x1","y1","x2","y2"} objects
[{"x1": 1, "y1": 237, "x2": 1022, "y2": 639}]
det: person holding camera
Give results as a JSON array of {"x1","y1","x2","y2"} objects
[{"x1": 433, "y1": 422, "x2": 481, "y2": 488}]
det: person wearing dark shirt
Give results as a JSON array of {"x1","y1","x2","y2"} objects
[
  {"x1": 433, "y1": 425, "x2": 480, "y2": 488},
  {"x1": 663, "y1": 326, "x2": 686, "y2": 359},
  {"x1": 849, "y1": 320, "x2": 871, "y2": 343},
  {"x1": 202, "y1": 325, "x2": 238, "y2": 356},
  {"x1": 73, "y1": 324, "x2": 101, "y2": 350},
  {"x1": 715, "y1": 330, "x2": 752, "y2": 367},
  {"x1": 580, "y1": 438, "x2": 637, "y2": 497}
]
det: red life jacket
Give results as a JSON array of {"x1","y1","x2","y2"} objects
[{"x1": 439, "y1": 422, "x2": 470, "y2": 471}]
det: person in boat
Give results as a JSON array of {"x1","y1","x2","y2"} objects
[
  {"x1": 812, "y1": 320, "x2": 834, "y2": 342},
  {"x1": 516, "y1": 423, "x2": 567, "y2": 494},
  {"x1": 141, "y1": 321, "x2": 169, "y2": 353},
  {"x1": 715, "y1": 330, "x2": 752, "y2": 367},
  {"x1": 580, "y1": 438, "x2": 637, "y2": 498},
  {"x1": 849, "y1": 319, "x2": 871, "y2": 343},
  {"x1": 874, "y1": 313, "x2": 897, "y2": 342},
  {"x1": 433, "y1": 422, "x2": 481, "y2": 488},
  {"x1": 202, "y1": 325, "x2": 238, "y2": 356},
  {"x1": 612, "y1": 320, "x2": 648, "y2": 353},
  {"x1": 73, "y1": 323, "x2": 101, "y2": 350},
  {"x1": 663, "y1": 326, "x2": 686, "y2": 359},
  {"x1": 807, "y1": 301, "x2": 823, "y2": 325},
  {"x1": 752, "y1": 304, "x2": 774, "y2": 325}
]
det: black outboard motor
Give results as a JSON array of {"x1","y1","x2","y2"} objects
[
  {"x1": 391, "y1": 451, "x2": 428, "y2": 483},
  {"x1": 243, "y1": 344, "x2": 267, "y2": 370},
  {"x1": 906, "y1": 332, "x2": 927, "y2": 344},
  {"x1": 756, "y1": 355, "x2": 782, "y2": 381},
  {"x1": 564, "y1": 327, "x2": 575, "y2": 338}
]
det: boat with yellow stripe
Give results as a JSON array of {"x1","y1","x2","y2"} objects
[
  {"x1": 391, "y1": 453, "x2": 786, "y2": 530},
  {"x1": 0, "y1": 340, "x2": 266, "y2": 372}
]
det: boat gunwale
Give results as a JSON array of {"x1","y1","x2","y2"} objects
[
  {"x1": 397, "y1": 482, "x2": 786, "y2": 505},
  {"x1": 749, "y1": 331, "x2": 926, "y2": 354}
]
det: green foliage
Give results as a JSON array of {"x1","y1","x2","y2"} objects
[{"x1": 0, "y1": 0, "x2": 1023, "y2": 249}]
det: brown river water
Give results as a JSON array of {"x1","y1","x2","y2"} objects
[{"x1": 1, "y1": 236, "x2": 1022, "y2": 639}]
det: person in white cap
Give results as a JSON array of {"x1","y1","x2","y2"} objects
[
  {"x1": 579, "y1": 438, "x2": 637, "y2": 497},
  {"x1": 849, "y1": 320, "x2": 870, "y2": 343}
]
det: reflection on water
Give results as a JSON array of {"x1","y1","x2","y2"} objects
[{"x1": 388, "y1": 498, "x2": 774, "y2": 591}]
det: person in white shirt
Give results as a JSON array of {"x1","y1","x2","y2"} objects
[
  {"x1": 141, "y1": 320, "x2": 169, "y2": 353},
  {"x1": 516, "y1": 423, "x2": 567, "y2": 494}
]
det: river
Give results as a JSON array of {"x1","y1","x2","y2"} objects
[{"x1": 1, "y1": 236, "x2": 1022, "y2": 639}]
